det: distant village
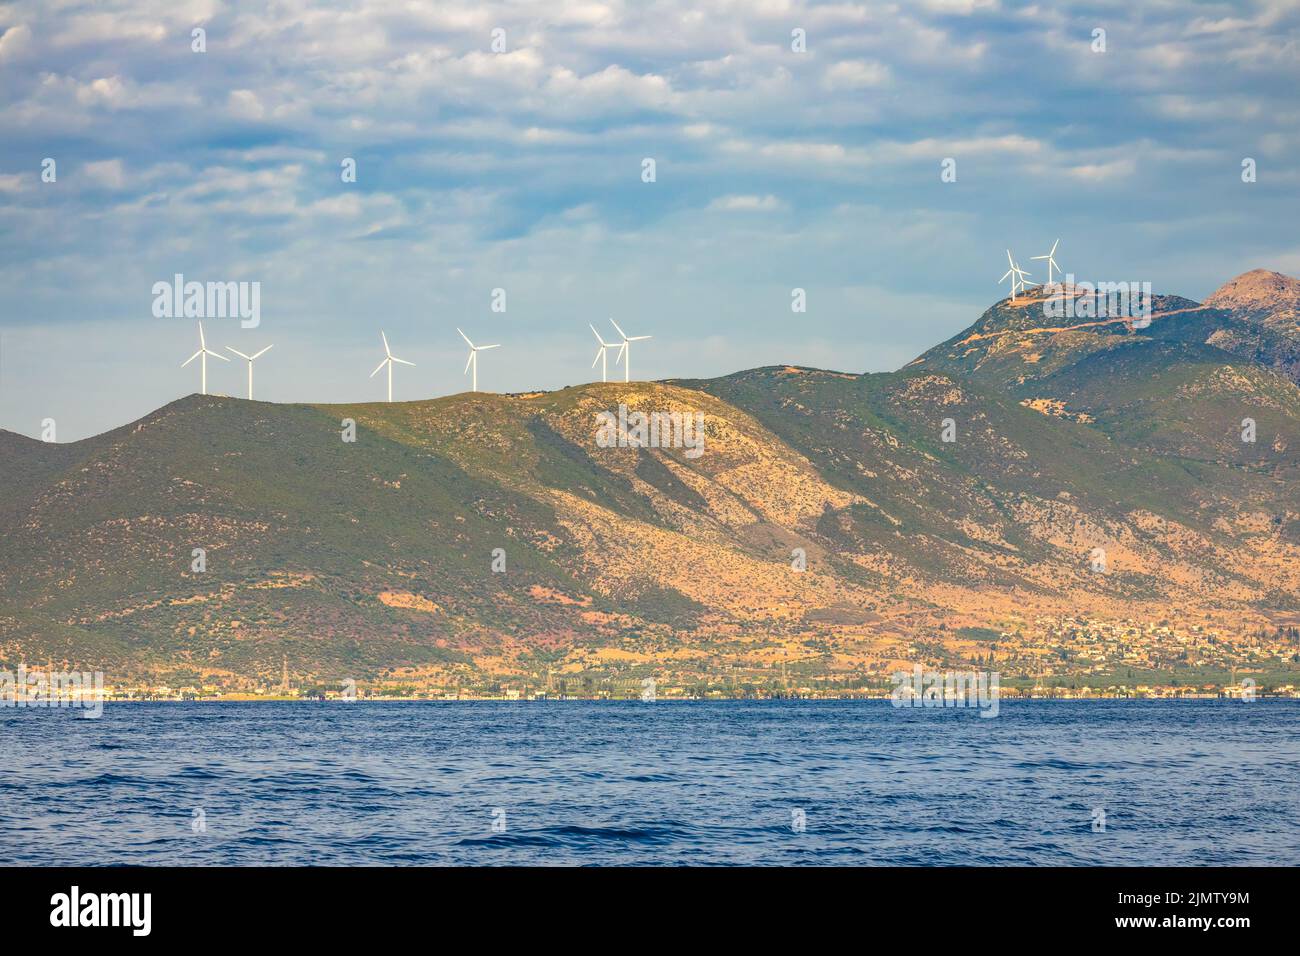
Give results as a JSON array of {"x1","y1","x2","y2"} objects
[
  {"x1": 84, "y1": 615, "x2": 1299, "y2": 702},
  {"x1": 19, "y1": 614, "x2": 1296, "y2": 703}
]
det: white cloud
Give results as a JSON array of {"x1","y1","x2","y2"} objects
[
  {"x1": 919, "y1": 0, "x2": 1000, "y2": 13},
  {"x1": 50, "y1": 14, "x2": 168, "y2": 48},
  {"x1": 753, "y1": 141, "x2": 854, "y2": 165},
  {"x1": 0, "y1": 22, "x2": 31, "y2": 61},
  {"x1": 708, "y1": 193, "x2": 782, "y2": 211},
  {"x1": 1065, "y1": 157, "x2": 1137, "y2": 182},
  {"x1": 227, "y1": 89, "x2": 265, "y2": 120},
  {"x1": 822, "y1": 59, "x2": 891, "y2": 90},
  {"x1": 82, "y1": 158, "x2": 125, "y2": 189}
]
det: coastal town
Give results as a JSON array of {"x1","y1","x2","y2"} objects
[{"x1": 8, "y1": 613, "x2": 1295, "y2": 703}]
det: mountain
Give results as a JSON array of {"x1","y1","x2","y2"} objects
[
  {"x1": 1203, "y1": 269, "x2": 1300, "y2": 385},
  {"x1": 4, "y1": 270, "x2": 1300, "y2": 693},
  {"x1": 911, "y1": 278, "x2": 1300, "y2": 463},
  {"x1": 1205, "y1": 269, "x2": 1300, "y2": 329}
]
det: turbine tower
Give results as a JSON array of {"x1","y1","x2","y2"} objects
[
  {"x1": 226, "y1": 344, "x2": 273, "y2": 400},
  {"x1": 1031, "y1": 239, "x2": 1062, "y2": 286},
  {"x1": 181, "y1": 321, "x2": 229, "y2": 395},
  {"x1": 369, "y1": 331, "x2": 414, "y2": 402},
  {"x1": 610, "y1": 318, "x2": 651, "y2": 382},
  {"x1": 590, "y1": 323, "x2": 618, "y2": 383},
  {"x1": 457, "y1": 328, "x2": 500, "y2": 393},
  {"x1": 999, "y1": 249, "x2": 1035, "y2": 302}
]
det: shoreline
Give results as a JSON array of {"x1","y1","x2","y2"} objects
[{"x1": 11, "y1": 693, "x2": 1297, "y2": 704}]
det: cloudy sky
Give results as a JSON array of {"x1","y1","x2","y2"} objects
[{"x1": 1, "y1": 0, "x2": 1298, "y2": 440}]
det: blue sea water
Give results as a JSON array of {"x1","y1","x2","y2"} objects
[{"x1": 0, "y1": 700, "x2": 1296, "y2": 866}]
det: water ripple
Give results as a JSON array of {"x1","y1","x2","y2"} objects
[{"x1": 0, "y1": 700, "x2": 1296, "y2": 865}]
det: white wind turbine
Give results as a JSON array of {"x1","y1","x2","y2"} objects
[
  {"x1": 1015, "y1": 260, "x2": 1037, "y2": 294},
  {"x1": 226, "y1": 344, "x2": 273, "y2": 400},
  {"x1": 457, "y1": 328, "x2": 500, "y2": 393},
  {"x1": 590, "y1": 323, "x2": 618, "y2": 383},
  {"x1": 610, "y1": 318, "x2": 651, "y2": 382},
  {"x1": 181, "y1": 321, "x2": 229, "y2": 395},
  {"x1": 999, "y1": 249, "x2": 1035, "y2": 302},
  {"x1": 370, "y1": 331, "x2": 414, "y2": 402},
  {"x1": 1031, "y1": 238, "x2": 1062, "y2": 286}
]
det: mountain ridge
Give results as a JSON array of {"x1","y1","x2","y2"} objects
[{"x1": 3, "y1": 270, "x2": 1299, "y2": 693}]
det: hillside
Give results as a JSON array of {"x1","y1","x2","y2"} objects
[{"x1": 4, "y1": 271, "x2": 1300, "y2": 693}]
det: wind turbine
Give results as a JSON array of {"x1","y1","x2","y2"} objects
[
  {"x1": 1031, "y1": 239, "x2": 1062, "y2": 286},
  {"x1": 590, "y1": 323, "x2": 618, "y2": 383},
  {"x1": 457, "y1": 328, "x2": 500, "y2": 393},
  {"x1": 226, "y1": 344, "x2": 273, "y2": 400},
  {"x1": 610, "y1": 318, "x2": 651, "y2": 382},
  {"x1": 999, "y1": 249, "x2": 1035, "y2": 302},
  {"x1": 1016, "y1": 261, "x2": 1037, "y2": 294},
  {"x1": 181, "y1": 321, "x2": 229, "y2": 395},
  {"x1": 370, "y1": 331, "x2": 414, "y2": 402}
]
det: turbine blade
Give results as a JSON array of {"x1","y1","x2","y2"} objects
[
  {"x1": 479, "y1": 343, "x2": 500, "y2": 350},
  {"x1": 999, "y1": 269, "x2": 1013, "y2": 282},
  {"x1": 1030, "y1": 254, "x2": 1048, "y2": 260},
  {"x1": 251, "y1": 345, "x2": 273, "y2": 360},
  {"x1": 182, "y1": 350, "x2": 202, "y2": 367},
  {"x1": 629, "y1": 335, "x2": 651, "y2": 341},
  {"x1": 227, "y1": 348, "x2": 252, "y2": 360},
  {"x1": 1050, "y1": 238, "x2": 1059, "y2": 255},
  {"x1": 206, "y1": 349, "x2": 229, "y2": 361},
  {"x1": 590, "y1": 323, "x2": 604, "y2": 344},
  {"x1": 198, "y1": 322, "x2": 206, "y2": 348},
  {"x1": 457, "y1": 328, "x2": 474, "y2": 348},
  {"x1": 391, "y1": 357, "x2": 415, "y2": 366},
  {"x1": 609, "y1": 318, "x2": 627, "y2": 339},
  {"x1": 616, "y1": 343, "x2": 626, "y2": 363},
  {"x1": 381, "y1": 331, "x2": 391, "y2": 357},
  {"x1": 593, "y1": 347, "x2": 603, "y2": 367},
  {"x1": 464, "y1": 352, "x2": 474, "y2": 375},
  {"x1": 370, "y1": 358, "x2": 388, "y2": 377}
]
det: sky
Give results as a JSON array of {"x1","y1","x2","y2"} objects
[{"x1": 1, "y1": 0, "x2": 1298, "y2": 440}]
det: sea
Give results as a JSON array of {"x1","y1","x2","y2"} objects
[{"x1": 1, "y1": 700, "x2": 1296, "y2": 865}]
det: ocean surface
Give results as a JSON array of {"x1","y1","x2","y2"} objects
[{"x1": 1, "y1": 700, "x2": 1296, "y2": 866}]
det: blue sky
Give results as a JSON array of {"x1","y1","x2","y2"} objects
[{"x1": 2, "y1": 0, "x2": 1298, "y2": 440}]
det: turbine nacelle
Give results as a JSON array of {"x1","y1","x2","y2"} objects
[
  {"x1": 226, "y1": 344, "x2": 274, "y2": 400},
  {"x1": 609, "y1": 318, "x2": 651, "y2": 382},
  {"x1": 181, "y1": 321, "x2": 229, "y2": 395},
  {"x1": 370, "y1": 330, "x2": 414, "y2": 402},
  {"x1": 998, "y1": 249, "x2": 1037, "y2": 302},
  {"x1": 1031, "y1": 238, "x2": 1063, "y2": 287},
  {"x1": 458, "y1": 328, "x2": 500, "y2": 392},
  {"x1": 590, "y1": 323, "x2": 619, "y2": 382}
]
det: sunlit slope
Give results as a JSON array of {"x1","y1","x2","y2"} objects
[
  {"x1": 676, "y1": 363, "x2": 1300, "y2": 620},
  {"x1": 316, "y1": 384, "x2": 882, "y2": 626}
]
